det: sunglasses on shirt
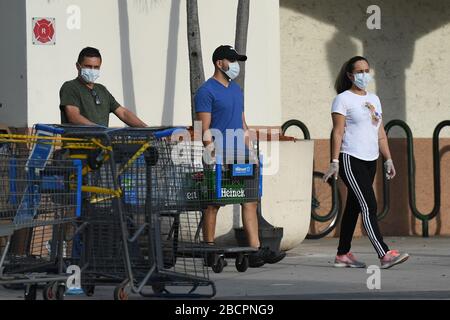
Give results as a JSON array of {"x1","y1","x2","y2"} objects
[{"x1": 91, "y1": 90, "x2": 101, "y2": 105}]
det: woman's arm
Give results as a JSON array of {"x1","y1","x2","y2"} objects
[
  {"x1": 378, "y1": 122, "x2": 396, "y2": 179},
  {"x1": 378, "y1": 122, "x2": 392, "y2": 160},
  {"x1": 331, "y1": 113, "x2": 346, "y2": 160},
  {"x1": 323, "y1": 113, "x2": 345, "y2": 181}
]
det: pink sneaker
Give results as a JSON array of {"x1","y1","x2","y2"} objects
[
  {"x1": 334, "y1": 252, "x2": 366, "y2": 268},
  {"x1": 380, "y1": 250, "x2": 409, "y2": 269}
]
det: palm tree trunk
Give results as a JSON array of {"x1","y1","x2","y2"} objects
[
  {"x1": 187, "y1": 0, "x2": 205, "y2": 125},
  {"x1": 234, "y1": 0, "x2": 250, "y2": 92}
]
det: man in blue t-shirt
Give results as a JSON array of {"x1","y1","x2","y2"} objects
[{"x1": 195, "y1": 45, "x2": 285, "y2": 268}]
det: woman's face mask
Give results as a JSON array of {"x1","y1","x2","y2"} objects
[{"x1": 352, "y1": 72, "x2": 372, "y2": 90}]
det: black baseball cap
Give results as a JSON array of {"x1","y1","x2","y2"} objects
[{"x1": 212, "y1": 45, "x2": 247, "y2": 64}]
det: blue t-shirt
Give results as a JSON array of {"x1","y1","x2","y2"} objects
[{"x1": 195, "y1": 78, "x2": 247, "y2": 160}]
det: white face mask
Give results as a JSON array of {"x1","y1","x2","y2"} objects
[
  {"x1": 222, "y1": 61, "x2": 240, "y2": 80},
  {"x1": 80, "y1": 68, "x2": 100, "y2": 83},
  {"x1": 353, "y1": 72, "x2": 372, "y2": 90}
]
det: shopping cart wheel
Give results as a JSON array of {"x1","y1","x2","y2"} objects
[
  {"x1": 83, "y1": 285, "x2": 95, "y2": 297},
  {"x1": 151, "y1": 283, "x2": 166, "y2": 295},
  {"x1": 43, "y1": 282, "x2": 57, "y2": 300},
  {"x1": 235, "y1": 254, "x2": 249, "y2": 272},
  {"x1": 212, "y1": 255, "x2": 226, "y2": 273},
  {"x1": 24, "y1": 285, "x2": 37, "y2": 301},
  {"x1": 43, "y1": 282, "x2": 65, "y2": 300},
  {"x1": 114, "y1": 286, "x2": 129, "y2": 301},
  {"x1": 55, "y1": 284, "x2": 66, "y2": 300}
]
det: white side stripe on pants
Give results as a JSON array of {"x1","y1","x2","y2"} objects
[{"x1": 343, "y1": 154, "x2": 386, "y2": 257}]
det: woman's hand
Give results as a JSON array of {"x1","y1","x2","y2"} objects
[
  {"x1": 384, "y1": 159, "x2": 396, "y2": 180},
  {"x1": 323, "y1": 161, "x2": 339, "y2": 182}
]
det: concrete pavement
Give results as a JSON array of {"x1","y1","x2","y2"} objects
[{"x1": 1, "y1": 237, "x2": 449, "y2": 300}]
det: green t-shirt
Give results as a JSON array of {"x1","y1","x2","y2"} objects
[{"x1": 59, "y1": 78, "x2": 121, "y2": 126}]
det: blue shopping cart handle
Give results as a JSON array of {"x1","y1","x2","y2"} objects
[
  {"x1": 34, "y1": 124, "x2": 65, "y2": 135},
  {"x1": 154, "y1": 127, "x2": 187, "y2": 139},
  {"x1": 104, "y1": 127, "x2": 125, "y2": 134},
  {"x1": 59, "y1": 124, "x2": 107, "y2": 130},
  {"x1": 74, "y1": 160, "x2": 82, "y2": 218},
  {"x1": 259, "y1": 154, "x2": 263, "y2": 198},
  {"x1": 216, "y1": 155, "x2": 222, "y2": 199}
]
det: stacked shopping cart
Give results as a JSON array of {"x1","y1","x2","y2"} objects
[
  {"x1": 0, "y1": 125, "x2": 83, "y2": 300},
  {"x1": 0, "y1": 124, "x2": 267, "y2": 299}
]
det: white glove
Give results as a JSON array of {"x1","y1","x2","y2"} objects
[
  {"x1": 384, "y1": 159, "x2": 396, "y2": 180},
  {"x1": 203, "y1": 143, "x2": 216, "y2": 165},
  {"x1": 248, "y1": 148, "x2": 259, "y2": 165},
  {"x1": 323, "y1": 161, "x2": 339, "y2": 182}
]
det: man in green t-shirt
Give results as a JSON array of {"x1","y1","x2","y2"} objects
[{"x1": 59, "y1": 47, "x2": 147, "y2": 127}]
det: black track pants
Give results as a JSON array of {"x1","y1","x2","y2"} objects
[{"x1": 337, "y1": 153, "x2": 389, "y2": 258}]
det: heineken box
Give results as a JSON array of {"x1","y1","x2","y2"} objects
[{"x1": 184, "y1": 163, "x2": 260, "y2": 206}]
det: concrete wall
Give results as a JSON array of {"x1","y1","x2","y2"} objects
[
  {"x1": 1, "y1": 0, "x2": 281, "y2": 128},
  {"x1": 0, "y1": 0, "x2": 28, "y2": 127},
  {"x1": 281, "y1": 0, "x2": 450, "y2": 139},
  {"x1": 1, "y1": 0, "x2": 315, "y2": 249},
  {"x1": 280, "y1": 0, "x2": 450, "y2": 236}
]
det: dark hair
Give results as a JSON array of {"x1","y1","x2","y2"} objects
[
  {"x1": 334, "y1": 56, "x2": 369, "y2": 94},
  {"x1": 77, "y1": 47, "x2": 102, "y2": 64}
]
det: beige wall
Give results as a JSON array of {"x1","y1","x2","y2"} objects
[
  {"x1": 0, "y1": 0, "x2": 27, "y2": 127},
  {"x1": 280, "y1": 0, "x2": 450, "y2": 238},
  {"x1": 280, "y1": 0, "x2": 450, "y2": 139},
  {"x1": 1, "y1": 0, "x2": 315, "y2": 249},
  {"x1": 0, "y1": 0, "x2": 281, "y2": 128}
]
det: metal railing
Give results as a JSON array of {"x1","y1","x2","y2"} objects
[
  {"x1": 282, "y1": 118, "x2": 450, "y2": 239},
  {"x1": 384, "y1": 119, "x2": 450, "y2": 237}
]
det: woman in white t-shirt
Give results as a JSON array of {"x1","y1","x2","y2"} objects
[{"x1": 323, "y1": 56, "x2": 409, "y2": 269}]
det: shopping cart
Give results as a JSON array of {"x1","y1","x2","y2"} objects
[
  {"x1": 54, "y1": 126, "x2": 215, "y2": 299},
  {"x1": 0, "y1": 125, "x2": 83, "y2": 300},
  {"x1": 27, "y1": 125, "x2": 131, "y2": 298},
  {"x1": 179, "y1": 144, "x2": 263, "y2": 273},
  {"x1": 109, "y1": 128, "x2": 215, "y2": 299}
]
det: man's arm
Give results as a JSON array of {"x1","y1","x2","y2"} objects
[
  {"x1": 64, "y1": 105, "x2": 97, "y2": 125},
  {"x1": 242, "y1": 112, "x2": 257, "y2": 148},
  {"x1": 113, "y1": 106, "x2": 147, "y2": 128},
  {"x1": 197, "y1": 112, "x2": 213, "y2": 147},
  {"x1": 242, "y1": 112, "x2": 259, "y2": 163},
  {"x1": 197, "y1": 112, "x2": 216, "y2": 164}
]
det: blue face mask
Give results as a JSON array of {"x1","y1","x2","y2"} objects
[
  {"x1": 80, "y1": 67, "x2": 100, "y2": 83},
  {"x1": 353, "y1": 72, "x2": 372, "y2": 90},
  {"x1": 222, "y1": 61, "x2": 240, "y2": 80}
]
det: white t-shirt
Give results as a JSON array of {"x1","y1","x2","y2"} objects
[{"x1": 331, "y1": 90, "x2": 383, "y2": 161}]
